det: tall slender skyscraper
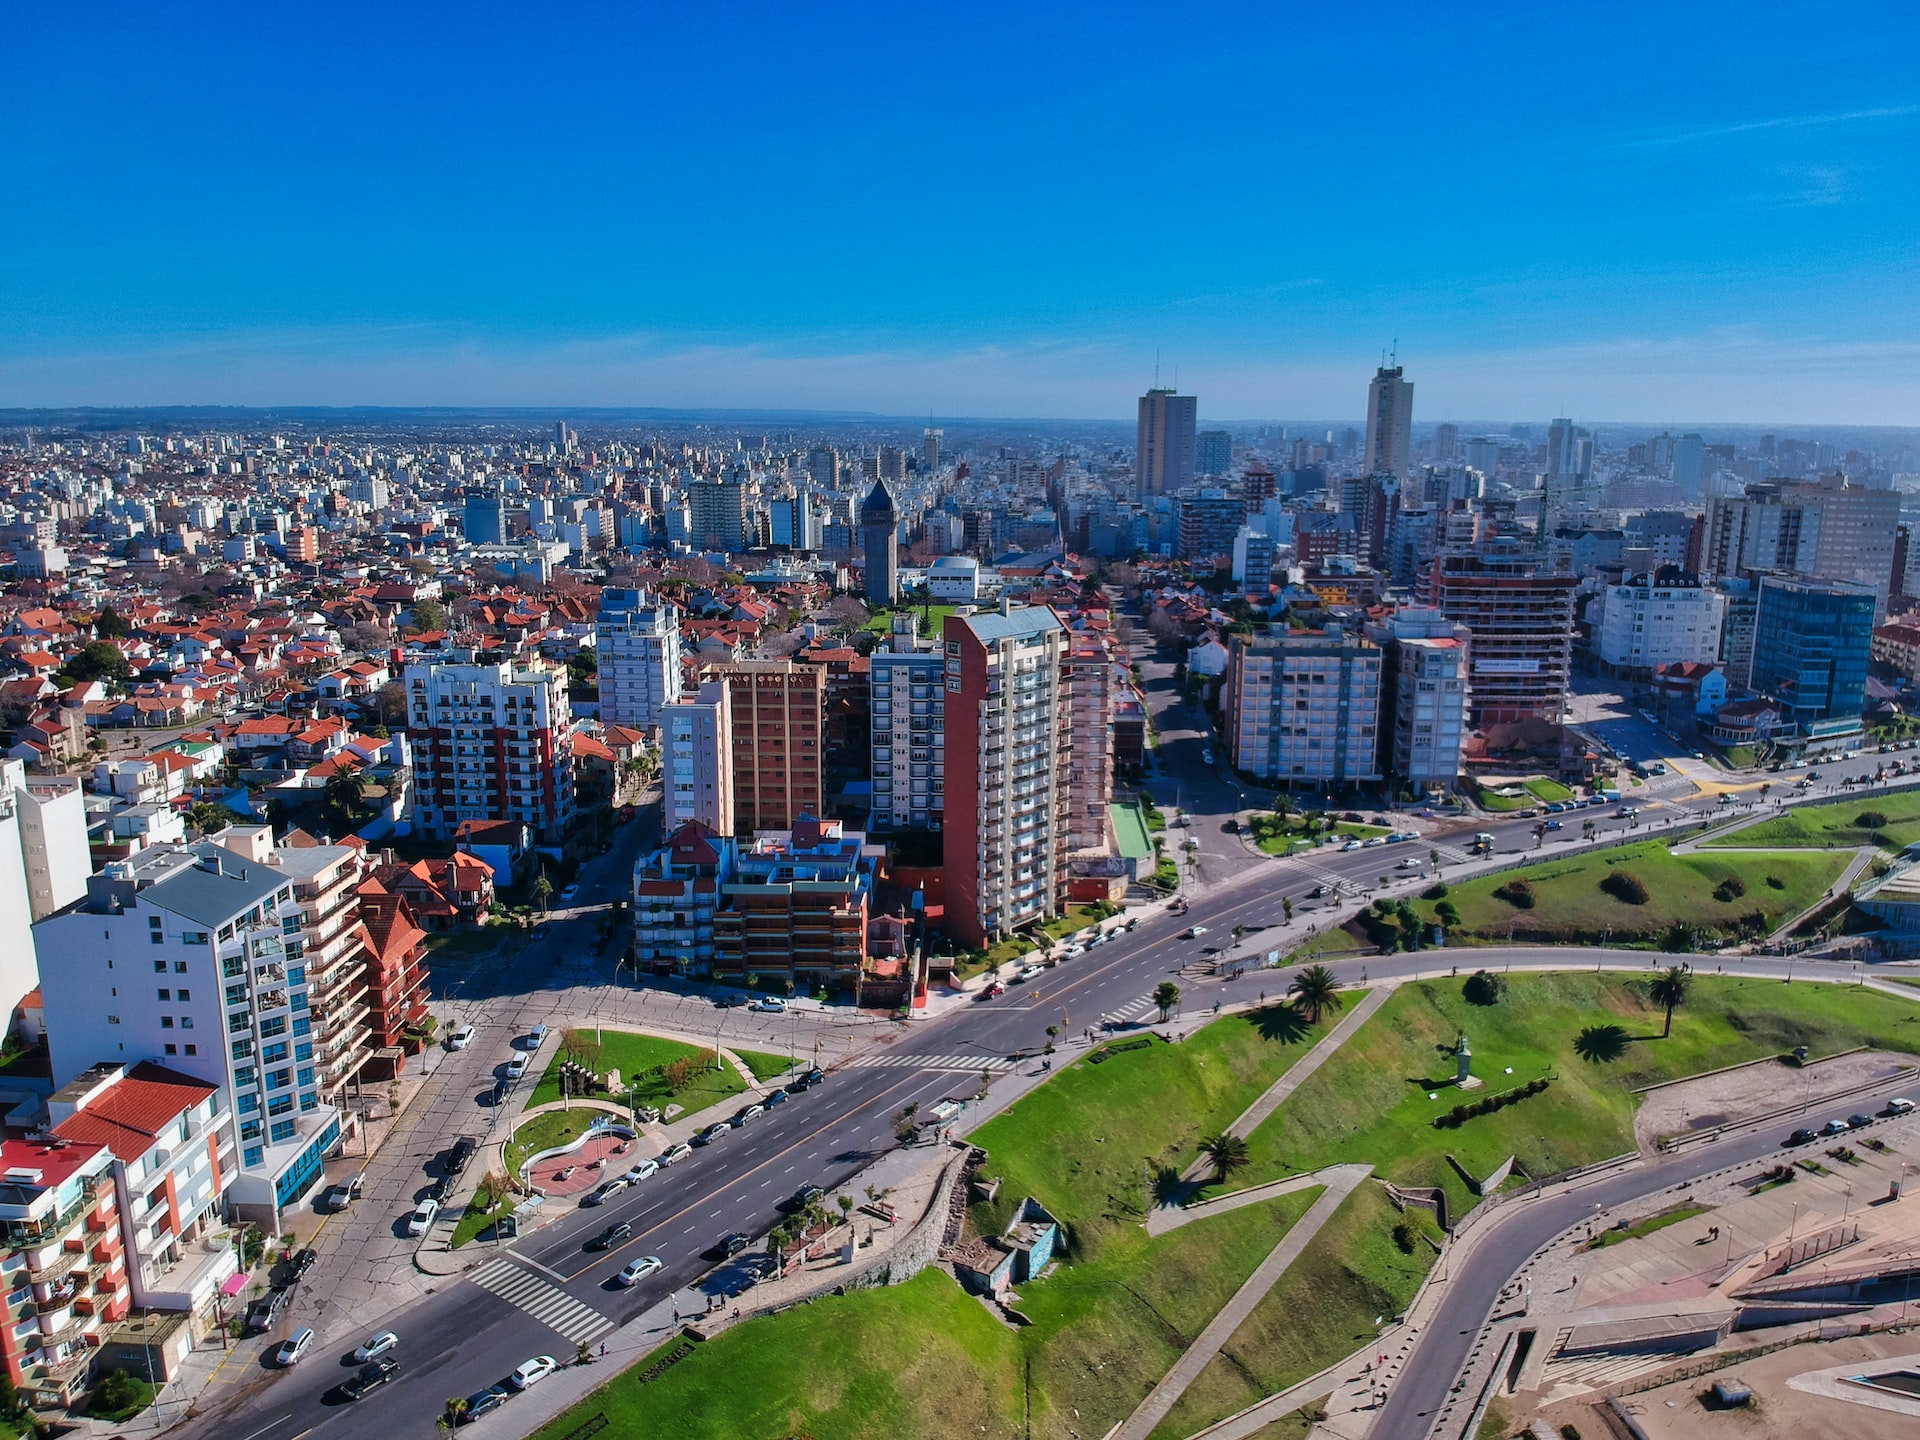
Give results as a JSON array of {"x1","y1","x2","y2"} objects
[
  {"x1": 1136, "y1": 388, "x2": 1197, "y2": 499},
  {"x1": 1363, "y1": 365, "x2": 1414, "y2": 478}
]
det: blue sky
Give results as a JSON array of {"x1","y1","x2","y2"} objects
[{"x1": 3, "y1": 1, "x2": 1918, "y2": 421}]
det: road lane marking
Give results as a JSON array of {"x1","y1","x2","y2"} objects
[
  {"x1": 468, "y1": 1257, "x2": 613, "y2": 1344},
  {"x1": 514, "y1": 1252, "x2": 571, "y2": 1284},
  {"x1": 238, "y1": 1416, "x2": 293, "y2": 1440}
]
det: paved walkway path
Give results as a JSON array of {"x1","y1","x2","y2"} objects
[
  {"x1": 1178, "y1": 988, "x2": 1392, "y2": 1185},
  {"x1": 1112, "y1": 1164, "x2": 1373, "y2": 1440},
  {"x1": 1148, "y1": 1163, "x2": 1371, "y2": 1238}
]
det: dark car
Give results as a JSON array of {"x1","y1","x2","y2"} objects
[
  {"x1": 801, "y1": 1068, "x2": 825, "y2": 1088},
  {"x1": 784, "y1": 1076, "x2": 813, "y2": 1094},
  {"x1": 783, "y1": 1184, "x2": 823, "y2": 1212},
  {"x1": 705, "y1": 1231, "x2": 751, "y2": 1260},
  {"x1": 713, "y1": 994, "x2": 746, "y2": 1009},
  {"x1": 692, "y1": 1123, "x2": 729, "y2": 1147},
  {"x1": 1849, "y1": 1113, "x2": 1876, "y2": 1129},
  {"x1": 446, "y1": 1137, "x2": 477, "y2": 1176},
  {"x1": 459, "y1": 1386, "x2": 510, "y2": 1423},
  {"x1": 426, "y1": 1173, "x2": 454, "y2": 1204},
  {"x1": 285, "y1": 1247, "x2": 318, "y2": 1282},
  {"x1": 341, "y1": 1357, "x2": 400, "y2": 1401},
  {"x1": 1786, "y1": 1128, "x2": 1818, "y2": 1146},
  {"x1": 590, "y1": 1221, "x2": 632, "y2": 1251}
]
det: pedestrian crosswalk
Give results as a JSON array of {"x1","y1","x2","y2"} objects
[
  {"x1": 841, "y1": 1052, "x2": 1017, "y2": 1072},
  {"x1": 1101, "y1": 995, "x2": 1158, "y2": 1025},
  {"x1": 467, "y1": 1256, "x2": 614, "y2": 1345}
]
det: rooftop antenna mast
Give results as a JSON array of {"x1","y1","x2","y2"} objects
[{"x1": 1154, "y1": 349, "x2": 1161, "y2": 389}]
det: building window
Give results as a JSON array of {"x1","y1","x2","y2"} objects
[
  {"x1": 160, "y1": 1016, "x2": 174, "y2": 1029},
  {"x1": 153, "y1": 960, "x2": 168, "y2": 974},
  {"x1": 267, "y1": 1069, "x2": 291, "y2": 1091},
  {"x1": 185, "y1": 1044, "x2": 197, "y2": 1056},
  {"x1": 269, "y1": 1120, "x2": 296, "y2": 1143},
  {"x1": 164, "y1": 1043, "x2": 177, "y2": 1056},
  {"x1": 267, "y1": 1095, "x2": 294, "y2": 1118}
]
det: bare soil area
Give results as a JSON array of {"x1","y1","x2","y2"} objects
[{"x1": 1633, "y1": 1049, "x2": 1919, "y2": 1152}]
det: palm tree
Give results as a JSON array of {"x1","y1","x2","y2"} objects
[
  {"x1": 1649, "y1": 963, "x2": 1691, "y2": 1039},
  {"x1": 1153, "y1": 980, "x2": 1182, "y2": 1021},
  {"x1": 1582, "y1": 818, "x2": 1596, "y2": 842},
  {"x1": 1200, "y1": 1131, "x2": 1250, "y2": 1184},
  {"x1": 1289, "y1": 964, "x2": 1344, "y2": 1025},
  {"x1": 532, "y1": 870, "x2": 553, "y2": 916},
  {"x1": 1574, "y1": 1023, "x2": 1630, "y2": 1062}
]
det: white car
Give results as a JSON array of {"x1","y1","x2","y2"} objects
[
  {"x1": 623, "y1": 1158, "x2": 658, "y2": 1184},
  {"x1": 353, "y1": 1330, "x2": 400, "y2": 1363},
  {"x1": 1341, "y1": 840, "x2": 1364, "y2": 852},
  {"x1": 525, "y1": 1024, "x2": 549, "y2": 1049},
  {"x1": 406, "y1": 1199, "x2": 439, "y2": 1236},
  {"x1": 748, "y1": 997, "x2": 786, "y2": 1013},
  {"x1": 508, "y1": 1355, "x2": 557, "y2": 1390},
  {"x1": 617, "y1": 1256, "x2": 663, "y2": 1286},
  {"x1": 505, "y1": 1054, "x2": 530, "y2": 1080},
  {"x1": 446, "y1": 1024, "x2": 476, "y2": 1051},
  {"x1": 558, "y1": 884, "x2": 580, "y2": 905}
]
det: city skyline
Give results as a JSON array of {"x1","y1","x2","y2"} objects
[{"x1": 3, "y1": 4, "x2": 1917, "y2": 421}]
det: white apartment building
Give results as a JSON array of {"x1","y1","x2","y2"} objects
[
  {"x1": 1369, "y1": 608, "x2": 1470, "y2": 795},
  {"x1": 869, "y1": 615, "x2": 945, "y2": 832},
  {"x1": 662, "y1": 679, "x2": 734, "y2": 837},
  {"x1": 34, "y1": 830, "x2": 361, "y2": 1230},
  {"x1": 49, "y1": 1061, "x2": 237, "y2": 1317},
  {"x1": 6, "y1": 766, "x2": 90, "y2": 921},
  {"x1": 594, "y1": 589, "x2": 683, "y2": 732},
  {"x1": 1224, "y1": 627, "x2": 1384, "y2": 786},
  {"x1": 405, "y1": 655, "x2": 576, "y2": 844},
  {"x1": 1597, "y1": 570, "x2": 1726, "y2": 672}
]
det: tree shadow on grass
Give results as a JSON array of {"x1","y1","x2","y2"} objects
[{"x1": 1243, "y1": 1005, "x2": 1311, "y2": 1044}]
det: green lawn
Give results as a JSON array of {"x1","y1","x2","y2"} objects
[
  {"x1": 864, "y1": 603, "x2": 962, "y2": 636},
  {"x1": 526, "y1": 1268, "x2": 1024, "y2": 1440},
  {"x1": 529, "y1": 1030, "x2": 746, "y2": 1117},
  {"x1": 1589, "y1": 1203, "x2": 1709, "y2": 1249},
  {"x1": 1526, "y1": 778, "x2": 1574, "y2": 803},
  {"x1": 1149, "y1": 1185, "x2": 1433, "y2": 1440},
  {"x1": 450, "y1": 1193, "x2": 517, "y2": 1249},
  {"x1": 1249, "y1": 817, "x2": 1389, "y2": 855},
  {"x1": 1476, "y1": 787, "x2": 1532, "y2": 812},
  {"x1": 736, "y1": 1048, "x2": 798, "y2": 1083},
  {"x1": 1043, "y1": 902, "x2": 1117, "y2": 939},
  {"x1": 1236, "y1": 972, "x2": 1920, "y2": 1218},
  {"x1": 968, "y1": 1004, "x2": 1353, "y2": 1258},
  {"x1": 1018, "y1": 1190, "x2": 1318, "y2": 1438},
  {"x1": 1410, "y1": 839, "x2": 1850, "y2": 946},
  {"x1": 1704, "y1": 790, "x2": 1920, "y2": 853}
]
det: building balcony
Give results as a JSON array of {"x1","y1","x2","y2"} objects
[{"x1": 26, "y1": 1246, "x2": 85, "y2": 1282}]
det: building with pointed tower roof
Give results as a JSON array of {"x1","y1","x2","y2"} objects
[{"x1": 861, "y1": 478, "x2": 898, "y2": 605}]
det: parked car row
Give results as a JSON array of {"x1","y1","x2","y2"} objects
[
  {"x1": 456, "y1": 1354, "x2": 558, "y2": 1425},
  {"x1": 1785, "y1": 1097, "x2": 1913, "y2": 1147}
]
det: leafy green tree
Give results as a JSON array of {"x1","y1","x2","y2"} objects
[
  {"x1": 1200, "y1": 1131, "x2": 1250, "y2": 1184},
  {"x1": 1288, "y1": 964, "x2": 1344, "y2": 1024},
  {"x1": 1153, "y1": 980, "x2": 1182, "y2": 1020},
  {"x1": 1649, "y1": 964, "x2": 1692, "y2": 1039},
  {"x1": 93, "y1": 605, "x2": 131, "y2": 638},
  {"x1": 410, "y1": 598, "x2": 448, "y2": 633},
  {"x1": 69, "y1": 641, "x2": 131, "y2": 684}
]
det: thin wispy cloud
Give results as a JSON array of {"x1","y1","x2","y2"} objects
[{"x1": 1621, "y1": 104, "x2": 1919, "y2": 150}]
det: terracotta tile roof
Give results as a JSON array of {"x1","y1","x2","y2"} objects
[{"x1": 50, "y1": 1063, "x2": 217, "y2": 1164}]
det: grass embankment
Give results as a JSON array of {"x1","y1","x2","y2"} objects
[
  {"x1": 1705, "y1": 790, "x2": 1920, "y2": 853},
  {"x1": 1149, "y1": 1184, "x2": 1430, "y2": 1440},
  {"x1": 1237, "y1": 972, "x2": 1920, "y2": 1220},
  {"x1": 528, "y1": 1030, "x2": 747, "y2": 1116},
  {"x1": 863, "y1": 603, "x2": 962, "y2": 636},
  {"x1": 1527, "y1": 778, "x2": 1574, "y2": 802},
  {"x1": 1408, "y1": 840, "x2": 1850, "y2": 947},
  {"x1": 526, "y1": 1268, "x2": 1024, "y2": 1440}
]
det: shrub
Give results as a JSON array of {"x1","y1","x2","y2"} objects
[
  {"x1": 1600, "y1": 870, "x2": 1649, "y2": 904},
  {"x1": 1856, "y1": 811, "x2": 1889, "y2": 829},
  {"x1": 1765, "y1": 874, "x2": 1786, "y2": 890},
  {"x1": 1421, "y1": 883, "x2": 1450, "y2": 900},
  {"x1": 1391, "y1": 1218, "x2": 1420, "y2": 1254},
  {"x1": 1713, "y1": 875, "x2": 1747, "y2": 903},
  {"x1": 1435, "y1": 900, "x2": 1461, "y2": 928},
  {"x1": 1462, "y1": 969, "x2": 1506, "y2": 1006},
  {"x1": 1494, "y1": 878, "x2": 1535, "y2": 909}
]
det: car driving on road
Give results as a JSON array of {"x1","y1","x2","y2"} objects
[
  {"x1": 341, "y1": 1356, "x2": 400, "y2": 1400},
  {"x1": 617, "y1": 1255, "x2": 663, "y2": 1286}
]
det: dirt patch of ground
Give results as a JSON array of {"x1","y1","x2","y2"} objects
[{"x1": 1633, "y1": 1050, "x2": 1919, "y2": 1152}]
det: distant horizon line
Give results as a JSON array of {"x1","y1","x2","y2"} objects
[{"x1": 1, "y1": 403, "x2": 1913, "y2": 439}]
